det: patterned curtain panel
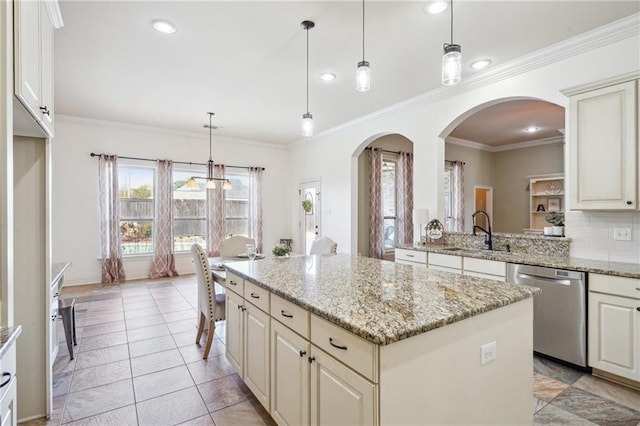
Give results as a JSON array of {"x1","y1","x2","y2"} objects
[
  {"x1": 395, "y1": 151, "x2": 414, "y2": 246},
  {"x1": 206, "y1": 164, "x2": 225, "y2": 257},
  {"x1": 98, "y1": 155, "x2": 126, "y2": 283},
  {"x1": 451, "y1": 160, "x2": 465, "y2": 232},
  {"x1": 150, "y1": 160, "x2": 178, "y2": 278},
  {"x1": 249, "y1": 167, "x2": 264, "y2": 253},
  {"x1": 369, "y1": 148, "x2": 385, "y2": 259}
]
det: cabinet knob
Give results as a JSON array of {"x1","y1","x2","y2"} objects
[
  {"x1": 51, "y1": 315, "x2": 56, "y2": 321},
  {"x1": 627, "y1": 201, "x2": 633, "y2": 205},
  {"x1": 39, "y1": 106, "x2": 50, "y2": 116},
  {"x1": 299, "y1": 350, "x2": 306, "y2": 357},
  {"x1": 637, "y1": 307, "x2": 640, "y2": 311},
  {"x1": 308, "y1": 356, "x2": 316, "y2": 364}
]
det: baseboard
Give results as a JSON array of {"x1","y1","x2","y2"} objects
[{"x1": 592, "y1": 368, "x2": 640, "y2": 391}]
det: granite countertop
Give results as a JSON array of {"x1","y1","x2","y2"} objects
[
  {"x1": 51, "y1": 262, "x2": 71, "y2": 288},
  {"x1": 225, "y1": 254, "x2": 538, "y2": 346},
  {"x1": 398, "y1": 244, "x2": 640, "y2": 279},
  {"x1": 0, "y1": 326, "x2": 22, "y2": 359}
]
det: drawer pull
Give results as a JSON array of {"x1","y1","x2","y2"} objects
[
  {"x1": 39, "y1": 106, "x2": 50, "y2": 116},
  {"x1": 241, "y1": 307, "x2": 247, "y2": 312},
  {"x1": 406, "y1": 254, "x2": 414, "y2": 258},
  {"x1": 329, "y1": 337, "x2": 348, "y2": 351},
  {"x1": 299, "y1": 350, "x2": 306, "y2": 357},
  {"x1": 229, "y1": 280, "x2": 237, "y2": 286},
  {"x1": 53, "y1": 292, "x2": 59, "y2": 298},
  {"x1": 308, "y1": 356, "x2": 316, "y2": 364},
  {"x1": 281, "y1": 310, "x2": 293, "y2": 318},
  {"x1": 636, "y1": 288, "x2": 640, "y2": 291},
  {"x1": 250, "y1": 293, "x2": 260, "y2": 299},
  {"x1": 0, "y1": 372, "x2": 11, "y2": 388}
]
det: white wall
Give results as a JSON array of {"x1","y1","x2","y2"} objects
[
  {"x1": 288, "y1": 33, "x2": 640, "y2": 258},
  {"x1": 52, "y1": 117, "x2": 291, "y2": 285}
]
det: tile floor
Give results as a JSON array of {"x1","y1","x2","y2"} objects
[{"x1": 23, "y1": 275, "x2": 640, "y2": 426}]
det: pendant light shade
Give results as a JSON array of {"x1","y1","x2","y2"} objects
[
  {"x1": 301, "y1": 20, "x2": 315, "y2": 137},
  {"x1": 442, "y1": 0, "x2": 462, "y2": 86},
  {"x1": 356, "y1": 0, "x2": 370, "y2": 92}
]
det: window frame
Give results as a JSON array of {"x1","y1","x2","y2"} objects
[
  {"x1": 172, "y1": 168, "x2": 207, "y2": 253},
  {"x1": 381, "y1": 152, "x2": 398, "y2": 251},
  {"x1": 118, "y1": 164, "x2": 156, "y2": 257}
]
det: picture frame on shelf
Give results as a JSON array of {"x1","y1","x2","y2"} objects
[{"x1": 547, "y1": 198, "x2": 561, "y2": 212}]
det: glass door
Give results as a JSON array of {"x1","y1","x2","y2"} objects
[{"x1": 300, "y1": 181, "x2": 320, "y2": 254}]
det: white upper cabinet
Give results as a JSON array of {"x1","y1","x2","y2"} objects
[{"x1": 566, "y1": 78, "x2": 638, "y2": 210}]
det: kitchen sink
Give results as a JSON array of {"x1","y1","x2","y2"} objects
[{"x1": 442, "y1": 247, "x2": 513, "y2": 255}]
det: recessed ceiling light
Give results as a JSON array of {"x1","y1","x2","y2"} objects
[
  {"x1": 320, "y1": 73, "x2": 336, "y2": 82},
  {"x1": 424, "y1": 1, "x2": 449, "y2": 15},
  {"x1": 470, "y1": 59, "x2": 492, "y2": 70},
  {"x1": 152, "y1": 19, "x2": 176, "y2": 34},
  {"x1": 525, "y1": 126, "x2": 540, "y2": 133}
]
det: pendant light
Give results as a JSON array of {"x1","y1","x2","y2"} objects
[
  {"x1": 442, "y1": 0, "x2": 461, "y2": 86},
  {"x1": 186, "y1": 112, "x2": 233, "y2": 190},
  {"x1": 356, "y1": 0, "x2": 370, "y2": 92},
  {"x1": 301, "y1": 20, "x2": 315, "y2": 137}
]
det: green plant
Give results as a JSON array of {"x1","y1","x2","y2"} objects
[
  {"x1": 302, "y1": 199, "x2": 313, "y2": 213},
  {"x1": 545, "y1": 212, "x2": 564, "y2": 226},
  {"x1": 272, "y1": 245, "x2": 291, "y2": 257}
]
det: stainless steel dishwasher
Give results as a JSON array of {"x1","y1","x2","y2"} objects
[{"x1": 507, "y1": 263, "x2": 587, "y2": 367}]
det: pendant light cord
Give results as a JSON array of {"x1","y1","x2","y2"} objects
[
  {"x1": 362, "y1": 0, "x2": 365, "y2": 62},
  {"x1": 306, "y1": 26, "x2": 309, "y2": 114},
  {"x1": 208, "y1": 112, "x2": 213, "y2": 161},
  {"x1": 450, "y1": 0, "x2": 454, "y2": 44}
]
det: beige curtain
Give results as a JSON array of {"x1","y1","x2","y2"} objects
[
  {"x1": 206, "y1": 164, "x2": 225, "y2": 257},
  {"x1": 395, "y1": 151, "x2": 414, "y2": 246},
  {"x1": 98, "y1": 154, "x2": 126, "y2": 283},
  {"x1": 451, "y1": 160, "x2": 465, "y2": 232},
  {"x1": 249, "y1": 167, "x2": 263, "y2": 253},
  {"x1": 368, "y1": 148, "x2": 385, "y2": 259},
  {"x1": 150, "y1": 160, "x2": 178, "y2": 278}
]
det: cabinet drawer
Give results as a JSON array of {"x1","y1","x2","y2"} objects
[
  {"x1": 311, "y1": 315, "x2": 377, "y2": 382},
  {"x1": 463, "y1": 270, "x2": 505, "y2": 282},
  {"x1": 226, "y1": 272, "x2": 244, "y2": 296},
  {"x1": 590, "y1": 273, "x2": 640, "y2": 299},
  {"x1": 463, "y1": 258, "x2": 506, "y2": 278},
  {"x1": 270, "y1": 294, "x2": 310, "y2": 339},
  {"x1": 244, "y1": 281, "x2": 270, "y2": 312},
  {"x1": 395, "y1": 249, "x2": 426, "y2": 264},
  {"x1": 428, "y1": 253, "x2": 462, "y2": 269},
  {"x1": 429, "y1": 265, "x2": 462, "y2": 275}
]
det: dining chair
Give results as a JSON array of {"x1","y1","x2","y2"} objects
[
  {"x1": 191, "y1": 243, "x2": 226, "y2": 359},
  {"x1": 309, "y1": 236, "x2": 338, "y2": 255},
  {"x1": 221, "y1": 235, "x2": 256, "y2": 257}
]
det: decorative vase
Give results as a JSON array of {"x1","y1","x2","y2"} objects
[
  {"x1": 543, "y1": 226, "x2": 553, "y2": 236},
  {"x1": 552, "y1": 226, "x2": 564, "y2": 236}
]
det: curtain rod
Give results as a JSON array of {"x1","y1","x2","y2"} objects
[
  {"x1": 445, "y1": 159, "x2": 466, "y2": 165},
  {"x1": 89, "y1": 153, "x2": 265, "y2": 171},
  {"x1": 365, "y1": 147, "x2": 408, "y2": 155}
]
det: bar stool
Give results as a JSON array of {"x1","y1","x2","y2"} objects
[{"x1": 58, "y1": 297, "x2": 77, "y2": 359}]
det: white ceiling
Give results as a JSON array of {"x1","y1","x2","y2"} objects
[{"x1": 54, "y1": 1, "x2": 640, "y2": 145}]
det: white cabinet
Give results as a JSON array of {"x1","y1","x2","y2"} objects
[
  {"x1": 0, "y1": 331, "x2": 19, "y2": 426},
  {"x1": 270, "y1": 319, "x2": 310, "y2": 426},
  {"x1": 527, "y1": 174, "x2": 564, "y2": 232},
  {"x1": 310, "y1": 346, "x2": 377, "y2": 426},
  {"x1": 224, "y1": 274, "x2": 270, "y2": 411},
  {"x1": 463, "y1": 257, "x2": 506, "y2": 282},
  {"x1": 427, "y1": 253, "x2": 462, "y2": 274},
  {"x1": 394, "y1": 248, "x2": 427, "y2": 267},
  {"x1": 588, "y1": 274, "x2": 640, "y2": 382},
  {"x1": 14, "y1": 0, "x2": 60, "y2": 137},
  {"x1": 566, "y1": 78, "x2": 638, "y2": 210}
]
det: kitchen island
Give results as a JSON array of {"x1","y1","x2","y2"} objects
[{"x1": 224, "y1": 253, "x2": 539, "y2": 425}]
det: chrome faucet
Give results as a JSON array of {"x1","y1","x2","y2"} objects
[{"x1": 472, "y1": 210, "x2": 493, "y2": 250}]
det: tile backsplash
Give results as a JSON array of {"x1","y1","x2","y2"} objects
[{"x1": 565, "y1": 210, "x2": 640, "y2": 263}]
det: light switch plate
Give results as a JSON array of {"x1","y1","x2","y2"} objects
[
  {"x1": 613, "y1": 228, "x2": 632, "y2": 241},
  {"x1": 480, "y1": 341, "x2": 497, "y2": 365}
]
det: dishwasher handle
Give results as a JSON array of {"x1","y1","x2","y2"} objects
[{"x1": 515, "y1": 272, "x2": 572, "y2": 286}]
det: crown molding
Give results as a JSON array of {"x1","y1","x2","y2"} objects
[
  {"x1": 45, "y1": 0, "x2": 64, "y2": 29},
  {"x1": 315, "y1": 12, "x2": 639, "y2": 141},
  {"x1": 447, "y1": 135, "x2": 564, "y2": 153},
  {"x1": 561, "y1": 70, "x2": 640, "y2": 96},
  {"x1": 57, "y1": 114, "x2": 287, "y2": 150}
]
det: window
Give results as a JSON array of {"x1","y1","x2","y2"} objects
[
  {"x1": 443, "y1": 163, "x2": 453, "y2": 231},
  {"x1": 382, "y1": 154, "x2": 397, "y2": 249},
  {"x1": 119, "y1": 166, "x2": 154, "y2": 255},
  {"x1": 173, "y1": 170, "x2": 206, "y2": 252},
  {"x1": 225, "y1": 171, "x2": 249, "y2": 237}
]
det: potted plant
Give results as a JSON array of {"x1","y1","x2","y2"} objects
[
  {"x1": 272, "y1": 244, "x2": 291, "y2": 258},
  {"x1": 545, "y1": 212, "x2": 564, "y2": 236},
  {"x1": 302, "y1": 199, "x2": 313, "y2": 214}
]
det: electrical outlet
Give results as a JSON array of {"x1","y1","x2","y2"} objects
[
  {"x1": 613, "y1": 228, "x2": 632, "y2": 241},
  {"x1": 480, "y1": 341, "x2": 497, "y2": 365}
]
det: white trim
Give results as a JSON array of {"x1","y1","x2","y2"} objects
[
  {"x1": 56, "y1": 114, "x2": 288, "y2": 151},
  {"x1": 447, "y1": 135, "x2": 564, "y2": 153},
  {"x1": 44, "y1": 0, "x2": 64, "y2": 29},
  {"x1": 561, "y1": 70, "x2": 640, "y2": 96},
  {"x1": 292, "y1": 12, "x2": 640, "y2": 146}
]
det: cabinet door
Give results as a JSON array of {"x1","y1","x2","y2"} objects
[
  {"x1": 271, "y1": 320, "x2": 310, "y2": 426},
  {"x1": 39, "y1": 4, "x2": 54, "y2": 136},
  {"x1": 244, "y1": 304, "x2": 270, "y2": 411},
  {"x1": 569, "y1": 80, "x2": 637, "y2": 210},
  {"x1": 310, "y1": 347, "x2": 377, "y2": 426},
  {"x1": 588, "y1": 292, "x2": 640, "y2": 381},
  {"x1": 225, "y1": 291, "x2": 244, "y2": 376},
  {"x1": 14, "y1": 0, "x2": 42, "y2": 118},
  {"x1": 0, "y1": 377, "x2": 17, "y2": 426}
]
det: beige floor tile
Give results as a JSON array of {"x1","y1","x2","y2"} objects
[
  {"x1": 128, "y1": 334, "x2": 176, "y2": 358},
  {"x1": 172, "y1": 330, "x2": 198, "y2": 347},
  {"x1": 178, "y1": 338, "x2": 225, "y2": 363},
  {"x1": 83, "y1": 311, "x2": 125, "y2": 327},
  {"x1": 177, "y1": 414, "x2": 215, "y2": 425},
  {"x1": 75, "y1": 344, "x2": 130, "y2": 370},
  {"x1": 158, "y1": 302, "x2": 194, "y2": 314},
  {"x1": 168, "y1": 318, "x2": 197, "y2": 334},
  {"x1": 126, "y1": 323, "x2": 171, "y2": 342},
  {"x1": 79, "y1": 331, "x2": 128, "y2": 352},
  {"x1": 572, "y1": 374, "x2": 640, "y2": 411},
  {"x1": 70, "y1": 359, "x2": 131, "y2": 393},
  {"x1": 534, "y1": 372, "x2": 570, "y2": 402},
  {"x1": 124, "y1": 306, "x2": 161, "y2": 320},
  {"x1": 210, "y1": 399, "x2": 276, "y2": 426},
  {"x1": 121, "y1": 294, "x2": 155, "y2": 304},
  {"x1": 136, "y1": 386, "x2": 208, "y2": 426},
  {"x1": 123, "y1": 299, "x2": 157, "y2": 311},
  {"x1": 163, "y1": 309, "x2": 197, "y2": 323},
  {"x1": 52, "y1": 371, "x2": 73, "y2": 397},
  {"x1": 131, "y1": 348, "x2": 185, "y2": 377},
  {"x1": 66, "y1": 404, "x2": 137, "y2": 426},
  {"x1": 186, "y1": 354, "x2": 235, "y2": 385},
  {"x1": 82, "y1": 320, "x2": 126, "y2": 338},
  {"x1": 62, "y1": 379, "x2": 135, "y2": 423},
  {"x1": 197, "y1": 374, "x2": 253, "y2": 412},
  {"x1": 133, "y1": 365, "x2": 195, "y2": 402}
]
